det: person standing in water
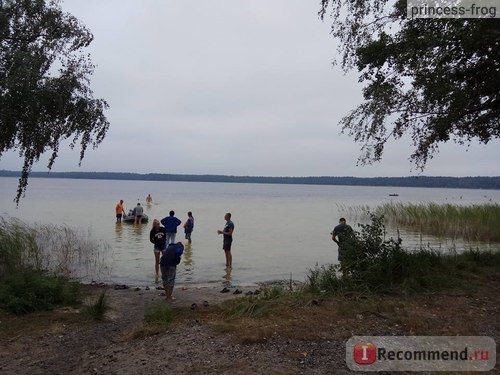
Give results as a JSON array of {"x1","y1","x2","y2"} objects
[
  {"x1": 115, "y1": 199, "x2": 125, "y2": 223},
  {"x1": 161, "y1": 210, "x2": 182, "y2": 244},
  {"x1": 133, "y1": 202, "x2": 144, "y2": 225},
  {"x1": 183, "y1": 211, "x2": 194, "y2": 244},
  {"x1": 146, "y1": 194, "x2": 153, "y2": 204},
  {"x1": 149, "y1": 219, "x2": 167, "y2": 280},
  {"x1": 217, "y1": 212, "x2": 234, "y2": 268}
]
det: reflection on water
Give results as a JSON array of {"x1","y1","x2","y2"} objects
[
  {"x1": 222, "y1": 267, "x2": 232, "y2": 287},
  {"x1": 131, "y1": 223, "x2": 144, "y2": 242},
  {"x1": 182, "y1": 243, "x2": 194, "y2": 282},
  {"x1": 115, "y1": 223, "x2": 123, "y2": 242}
]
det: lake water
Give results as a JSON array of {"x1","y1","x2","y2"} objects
[{"x1": 1, "y1": 177, "x2": 499, "y2": 288}]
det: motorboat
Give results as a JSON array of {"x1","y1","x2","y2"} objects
[{"x1": 122, "y1": 210, "x2": 149, "y2": 223}]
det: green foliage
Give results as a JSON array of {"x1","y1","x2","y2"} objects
[
  {"x1": 81, "y1": 290, "x2": 109, "y2": 321},
  {"x1": 341, "y1": 213, "x2": 403, "y2": 274},
  {"x1": 454, "y1": 249, "x2": 500, "y2": 273},
  {"x1": 319, "y1": 0, "x2": 499, "y2": 170},
  {"x1": 307, "y1": 213, "x2": 499, "y2": 295},
  {"x1": 260, "y1": 285, "x2": 286, "y2": 300},
  {"x1": 144, "y1": 303, "x2": 174, "y2": 326},
  {"x1": 0, "y1": 0, "x2": 109, "y2": 204},
  {"x1": 307, "y1": 264, "x2": 346, "y2": 294},
  {"x1": 0, "y1": 218, "x2": 107, "y2": 315},
  {"x1": 0, "y1": 270, "x2": 80, "y2": 315}
]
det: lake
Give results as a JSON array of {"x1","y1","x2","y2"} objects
[{"x1": 1, "y1": 177, "x2": 499, "y2": 288}]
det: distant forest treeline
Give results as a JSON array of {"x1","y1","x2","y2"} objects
[{"x1": 1, "y1": 170, "x2": 499, "y2": 190}]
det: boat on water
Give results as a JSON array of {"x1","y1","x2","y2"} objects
[
  {"x1": 122, "y1": 211, "x2": 149, "y2": 223},
  {"x1": 388, "y1": 193, "x2": 399, "y2": 197}
]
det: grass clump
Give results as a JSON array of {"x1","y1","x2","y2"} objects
[
  {"x1": 127, "y1": 304, "x2": 174, "y2": 340},
  {"x1": 222, "y1": 284, "x2": 312, "y2": 320},
  {"x1": 224, "y1": 299, "x2": 274, "y2": 319},
  {"x1": 81, "y1": 291, "x2": 110, "y2": 321},
  {"x1": 144, "y1": 302, "x2": 174, "y2": 326}
]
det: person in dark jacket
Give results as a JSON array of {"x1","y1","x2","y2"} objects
[
  {"x1": 331, "y1": 217, "x2": 354, "y2": 263},
  {"x1": 149, "y1": 219, "x2": 167, "y2": 280},
  {"x1": 161, "y1": 210, "x2": 182, "y2": 244},
  {"x1": 160, "y1": 242, "x2": 184, "y2": 300}
]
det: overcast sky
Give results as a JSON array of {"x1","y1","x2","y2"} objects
[{"x1": 1, "y1": 0, "x2": 499, "y2": 177}]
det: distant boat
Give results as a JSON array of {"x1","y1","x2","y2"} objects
[{"x1": 389, "y1": 193, "x2": 399, "y2": 197}]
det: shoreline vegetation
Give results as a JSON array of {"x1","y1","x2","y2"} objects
[
  {"x1": 375, "y1": 202, "x2": 500, "y2": 242},
  {"x1": 1, "y1": 169, "x2": 500, "y2": 189},
  {"x1": 1, "y1": 206, "x2": 499, "y2": 372}
]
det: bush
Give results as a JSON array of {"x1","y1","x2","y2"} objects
[
  {"x1": 307, "y1": 213, "x2": 500, "y2": 295},
  {"x1": 0, "y1": 270, "x2": 80, "y2": 315}
]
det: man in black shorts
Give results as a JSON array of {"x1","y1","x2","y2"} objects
[
  {"x1": 133, "y1": 202, "x2": 143, "y2": 225},
  {"x1": 217, "y1": 212, "x2": 234, "y2": 268}
]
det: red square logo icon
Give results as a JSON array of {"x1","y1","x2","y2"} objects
[{"x1": 353, "y1": 342, "x2": 377, "y2": 365}]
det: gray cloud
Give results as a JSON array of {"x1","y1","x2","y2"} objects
[{"x1": 1, "y1": 0, "x2": 498, "y2": 177}]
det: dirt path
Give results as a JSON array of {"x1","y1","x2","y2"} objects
[{"x1": 0, "y1": 285, "x2": 350, "y2": 374}]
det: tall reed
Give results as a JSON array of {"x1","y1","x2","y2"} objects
[
  {"x1": 35, "y1": 223, "x2": 112, "y2": 282},
  {"x1": 337, "y1": 204, "x2": 372, "y2": 222},
  {"x1": 0, "y1": 217, "x2": 110, "y2": 314},
  {"x1": 375, "y1": 203, "x2": 500, "y2": 242}
]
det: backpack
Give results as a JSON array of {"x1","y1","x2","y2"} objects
[{"x1": 160, "y1": 242, "x2": 184, "y2": 266}]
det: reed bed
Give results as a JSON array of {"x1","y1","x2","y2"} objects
[
  {"x1": 0, "y1": 217, "x2": 111, "y2": 314},
  {"x1": 0, "y1": 217, "x2": 41, "y2": 279},
  {"x1": 336, "y1": 204, "x2": 372, "y2": 222},
  {"x1": 374, "y1": 202, "x2": 500, "y2": 242},
  {"x1": 35, "y1": 224, "x2": 112, "y2": 282}
]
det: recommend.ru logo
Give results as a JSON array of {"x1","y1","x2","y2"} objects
[{"x1": 346, "y1": 336, "x2": 495, "y2": 371}]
